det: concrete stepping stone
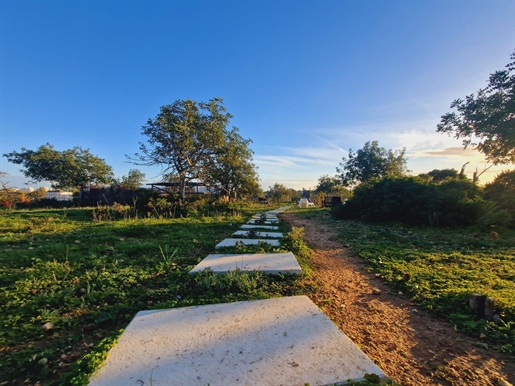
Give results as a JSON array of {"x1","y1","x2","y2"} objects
[
  {"x1": 189, "y1": 252, "x2": 301, "y2": 275},
  {"x1": 247, "y1": 219, "x2": 279, "y2": 225},
  {"x1": 88, "y1": 296, "x2": 385, "y2": 386},
  {"x1": 232, "y1": 230, "x2": 283, "y2": 238},
  {"x1": 215, "y1": 238, "x2": 281, "y2": 249},
  {"x1": 240, "y1": 224, "x2": 279, "y2": 230},
  {"x1": 253, "y1": 213, "x2": 278, "y2": 218}
]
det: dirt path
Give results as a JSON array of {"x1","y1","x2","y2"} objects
[{"x1": 282, "y1": 212, "x2": 515, "y2": 386}]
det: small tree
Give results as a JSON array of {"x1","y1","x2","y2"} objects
[
  {"x1": 118, "y1": 169, "x2": 146, "y2": 190},
  {"x1": 315, "y1": 175, "x2": 352, "y2": 199},
  {"x1": 316, "y1": 175, "x2": 342, "y2": 193},
  {"x1": 266, "y1": 183, "x2": 299, "y2": 202},
  {"x1": 437, "y1": 52, "x2": 515, "y2": 165},
  {"x1": 336, "y1": 141, "x2": 409, "y2": 187},
  {"x1": 3, "y1": 144, "x2": 114, "y2": 193}
]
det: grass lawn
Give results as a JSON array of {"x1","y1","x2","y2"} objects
[
  {"x1": 0, "y1": 205, "x2": 313, "y2": 385},
  {"x1": 293, "y1": 207, "x2": 515, "y2": 354}
]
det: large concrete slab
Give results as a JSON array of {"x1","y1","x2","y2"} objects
[
  {"x1": 215, "y1": 238, "x2": 281, "y2": 249},
  {"x1": 232, "y1": 230, "x2": 284, "y2": 238},
  {"x1": 240, "y1": 224, "x2": 279, "y2": 230},
  {"x1": 88, "y1": 296, "x2": 385, "y2": 386},
  {"x1": 189, "y1": 252, "x2": 301, "y2": 275}
]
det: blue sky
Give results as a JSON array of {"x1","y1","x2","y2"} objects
[{"x1": 1, "y1": 0, "x2": 514, "y2": 190}]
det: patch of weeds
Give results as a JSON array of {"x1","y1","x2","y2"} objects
[
  {"x1": 333, "y1": 219, "x2": 515, "y2": 353},
  {"x1": 1, "y1": 205, "x2": 313, "y2": 385},
  {"x1": 346, "y1": 374, "x2": 400, "y2": 385},
  {"x1": 62, "y1": 330, "x2": 122, "y2": 386}
]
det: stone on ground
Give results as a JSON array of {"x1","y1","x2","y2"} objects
[
  {"x1": 88, "y1": 296, "x2": 385, "y2": 386},
  {"x1": 232, "y1": 230, "x2": 284, "y2": 238},
  {"x1": 247, "y1": 219, "x2": 279, "y2": 225},
  {"x1": 189, "y1": 252, "x2": 301, "y2": 275},
  {"x1": 215, "y1": 238, "x2": 281, "y2": 249},
  {"x1": 240, "y1": 224, "x2": 279, "y2": 230}
]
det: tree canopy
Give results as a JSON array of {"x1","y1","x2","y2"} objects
[
  {"x1": 206, "y1": 128, "x2": 260, "y2": 200},
  {"x1": 484, "y1": 170, "x2": 515, "y2": 209},
  {"x1": 130, "y1": 98, "x2": 258, "y2": 199},
  {"x1": 336, "y1": 140, "x2": 409, "y2": 187},
  {"x1": 437, "y1": 52, "x2": 515, "y2": 165},
  {"x1": 266, "y1": 183, "x2": 299, "y2": 202},
  {"x1": 3, "y1": 143, "x2": 114, "y2": 191},
  {"x1": 117, "y1": 169, "x2": 146, "y2": 190}
]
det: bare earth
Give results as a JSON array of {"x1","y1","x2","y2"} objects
[{"x1": 282, "y1": 212, "x2": 515, "y2": 386}]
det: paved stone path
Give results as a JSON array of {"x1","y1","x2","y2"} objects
[{"x1": 88, "y1": 206, "x2": 385, "y2": 385}]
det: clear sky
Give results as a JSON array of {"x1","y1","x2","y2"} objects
[{"x1": 1, "y1": 0, "x2": 514, "y2": 190}]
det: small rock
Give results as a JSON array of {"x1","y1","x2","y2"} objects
[
  {"x1": 106, "y1": 246, "x2": 114, "y2": 251},
  {"x1": 28, "y1": 247, "x2": 34, "y2": 250},
  {"x1": 37, "y1": 357, "x2": 48, "y2": 366},
  {"x1": 74, "y1": 240, "x2": 81, "y2": 244},
  {"x1": 80, "y1": 288, "x2": 87, "y2": 293},
  {"x1": 480, "y1": 333, "x2": 487, "y2": 339},
  {"x1": 42, "y1": 322, "x2": 54, "y2": 331},
  {"x1": 493, "y1": 314, "x2": 502, "y2": 324},
  {"x1": 58, "y1": 361, "x2": 67, "y2": 368},
  {"x1": 372, "y1": 288, "x2": 382, "y2": 295},
  {"x1": 117, "y1": 259, "x2": 124, "y2": 263},
  {"x1": 343, "y1": 243, "x2": 350, "y2": 248}
]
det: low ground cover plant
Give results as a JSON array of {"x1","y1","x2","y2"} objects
[
  {"x1": 295, "y1": 208, "x2": 515, "y2": 354},
  {"x1": 0, "y1": 204, "x2": 313, "y2": 385}
]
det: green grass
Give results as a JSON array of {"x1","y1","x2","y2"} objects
[
  {"x1": 293, "y1": 207, "x2": 515, "y2": 354},
  {"x1": 0, "y1": 206, "x2": 314, "y2": 385}
]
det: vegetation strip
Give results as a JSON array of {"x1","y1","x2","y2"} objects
[
  {"x1": 0, "y1": 204, "x2": 314, "y2": 385},
  {"x1": 295, "y1": 207, "x2": 515, "y2": 355}
]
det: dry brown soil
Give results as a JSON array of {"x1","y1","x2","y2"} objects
[{"x1": 282, "y1": 212, "x2": 515, "y2": 386}]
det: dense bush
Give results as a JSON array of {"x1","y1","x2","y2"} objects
[
  {"x1": 483, "y1": 170, "x2": 515, "y2": 227},
  {"x1": 332, "y1": 176, "x2": 485, "y2": 226}
]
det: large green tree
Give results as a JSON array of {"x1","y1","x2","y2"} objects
[
  {"x1": 336, "y1": 140, "x2": 409, "y2": 187},
  {"x1": 206, "y1": 128, "x2": 260, "y2": 200},
  {"x1": 130, "y1": 98, "x2": 234, "y2": 198},
  {"x1": 437, "y1": 52, "x2": 515, "y2": 164},
  {"x1": 3, "y1": 143, "x2": 114, "y2": 191}
]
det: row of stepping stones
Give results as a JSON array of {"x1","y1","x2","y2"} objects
[
  {"x1": 189, "y1": 206, "x2": 302, "y2": 276},
  {"x1": 88, "y1": 207, "x2": 385, "y2": 386}
]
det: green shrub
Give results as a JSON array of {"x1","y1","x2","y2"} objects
[{"x1": 332, "y1": 177, "x2": 485, "y2": 227}]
